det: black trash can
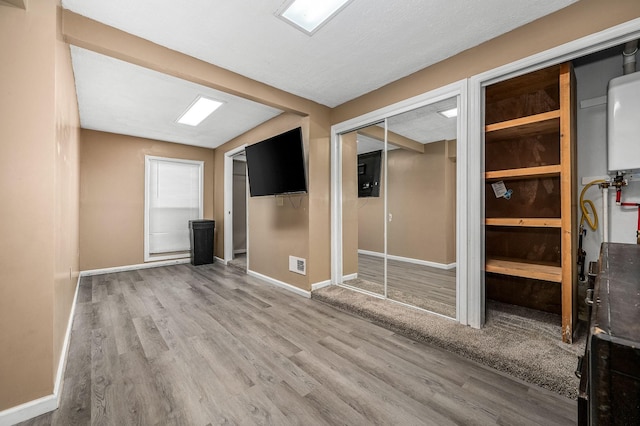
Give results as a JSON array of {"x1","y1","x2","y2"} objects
[{"x1": 189, "y1": 220, "x2": 215, "y2": 266}]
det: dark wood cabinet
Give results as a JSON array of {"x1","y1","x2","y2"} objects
[{"x1": 578, "y1": 243, "x2": 640, "y2": 425}]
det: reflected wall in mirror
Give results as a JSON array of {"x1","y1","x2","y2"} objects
[
  {"x1": 341, "y1": 124, "x2": 385, "y2": 295},
  {"x1": 385, "y1": 99, "x2": 457, "y2": 317}
]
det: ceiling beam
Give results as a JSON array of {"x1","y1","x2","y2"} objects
[
  {"x1": 357, "y1": 126, "x2": 424, "y2": 153},
  {"x1": 0, "y1": 0, "x2": 27, "y2": 9},
  {"x1": 61, "y1": 9, "x2": 329, "y2": 119}
]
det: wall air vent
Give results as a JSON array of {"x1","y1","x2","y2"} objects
[{"x1": 289, "y1": 255, "x2": 306, "y2": 275}]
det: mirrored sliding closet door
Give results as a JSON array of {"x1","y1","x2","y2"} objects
[{"x1": 339, "y1": 97, "x2": 459, "y2": 319}]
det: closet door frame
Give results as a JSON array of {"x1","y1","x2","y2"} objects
[{"x1": 330, "y1": 80, "x2": 469, "y2": 325}]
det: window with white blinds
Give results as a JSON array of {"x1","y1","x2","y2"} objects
[{"x1": 144, "y1": 156, "x2": 204, "y2": 261}]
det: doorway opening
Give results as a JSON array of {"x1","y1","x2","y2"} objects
[{"x1": 224, "y1": 145, "x2": 249, "y2": 271}]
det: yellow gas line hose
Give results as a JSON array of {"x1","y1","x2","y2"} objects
[{"x1": 580, "y1": 179, "x2": 606, "y2": 231}]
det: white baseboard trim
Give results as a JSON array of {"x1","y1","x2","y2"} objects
[
  {"x1": 357, "y1": 249, "x2": 456, "y2": 270},
  {"x1": 311, "y1": 279, "x2": 332, "y2": 291},
  {"x1": 342, "y1": 273, "x2": 358, "y2": 281},
  {"x1": 247, "y1": 269, "x2": 311, "y2": 298},
  {"x1": 80, "y1": 258, "x2": 190, "y2": 277},
  {"x1": 215, "y1": 256, "x2": 227, "y2": 265},
  {"x1": 233, "y1": 249, "x2": 247, "y2": 254},
  {"x1": 53, "y1": 273, "x2": 81, "y2": 399},
  {"x1": 0, "y1": 394, "x2": 57, "y2": 426},
  {"x1": 0, "y1": 273, "x2": 82, "y2": 426}
]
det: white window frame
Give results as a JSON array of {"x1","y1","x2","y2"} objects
[{"x1": 144, "y1": 155, "x2": 204, "y2": 262}]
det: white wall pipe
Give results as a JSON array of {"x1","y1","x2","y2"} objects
[
  {"x1": 623, "y1": 40, "x2": 638, "y2": 75},
  {"x1": 602, "y1": 186, "x2": 609, "y2": 243}
]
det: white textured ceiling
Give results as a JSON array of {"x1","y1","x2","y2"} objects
[
  {"x1": 63, "y1": 0, "x2": 577, "y2": 108},
  {"x1": 70, "y1": 47, "x2": 283, "y2": 149},
  {"x1": 387, "y1": 97, "x2": 458, "y2": 144},
  {"x1": 62, "y1": 0, "x2": 577, "y2": 149},
  {"x1": 357, "y1": 97, "x2": 458, "y2": 154}
]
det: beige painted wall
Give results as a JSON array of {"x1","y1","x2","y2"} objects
[
  {"x1": 0, "y1": 0, "x2": 80, "y2": 411},
  {"x1": 445, "y1": 140, "x2": 457, "y2": 263},
  {"x1": 61, "y1": 11, "x2": 333, "y2": 289},
  {"x1": 306, "y1": 108, "x2": 332, "y2": 286},
  {"x1": 79, "y1": 130, "x2": 214, "y2": 270},
  {"x1": 213, "y1": 114, "x2": 311, "y2": 290},
  {"x1": 332, "y1": 0, "x2": 640, "y2": 124},
  {"x1": 341, "y1": 132, "x2": 359, "y2": 276},
  {"x1": 53, "y1": 6, "x2": 81, "y2": 382},
  {"x1": 213, "y1": 108, "x2": 331, "y2": 290},
  {"x1": 386, "y1": 141, "x2": 455, "y2": 265},
  {"x1": 356, "y1": 141, "x2": 456, "y2": 265},
  {"x1": 0, "y1": 1, "x2": 56, "y2": 410}
]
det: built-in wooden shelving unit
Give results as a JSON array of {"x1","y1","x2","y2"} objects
[
  {"x1": 485, "y1": 259, "x2": 562, "y2": 283},
  {"x1": 484, "y1": 218, "x2": 562, "y2": 228},
  {"x1": 485, "y1": 110, "x2": 560, "y2": 136},
  {"x1": 485, "y1": 165, "x2": 562, "y2": 181},
  {"x1": 484, "y1": 63, "x2": 577, "y2": 343}
]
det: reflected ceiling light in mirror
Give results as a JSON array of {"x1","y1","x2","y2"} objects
[
  {"x1": 438, "y1": 107, "x2": 458, "y2": 118},
  {"x1": 177, "y1": 96, "x2": 223, "y2": 126},
  {"x1": 277, "y1": 0, "x2": 354, "y2": 35}
]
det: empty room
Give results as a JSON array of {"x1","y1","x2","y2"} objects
[{"x1": 2, "y1": 1, "x2": 640, "y2": 425}]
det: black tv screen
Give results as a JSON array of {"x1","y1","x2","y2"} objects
[
  {"x1": 358, "y1": 150, "x2": 382, "y2": 198},
  {"x1": 245, "y1": 127, "x2": 307, "y2": 197}
]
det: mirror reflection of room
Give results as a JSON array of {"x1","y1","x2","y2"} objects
[
  {"x1": 230, "y1": 154, "x2": 247, "y2": 271},
  {"x1": 342, "y1": 124, "x2": 385, "y2": 296},
  {"x1": 341, "y1": 98, "x2": 458, "y2": 318}
]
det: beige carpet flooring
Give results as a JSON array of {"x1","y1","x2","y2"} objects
[{"x1": 312, "y1": 285, "x2": 586, "y2": 400}]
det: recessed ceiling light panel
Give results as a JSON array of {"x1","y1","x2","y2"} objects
[
  {"x1": 277, "y1": 0, "x2": 354, "y2": 35},
  {"x1": 438, "y1": 107, "x2": 458, "y2": 118},
  {"x1": 177, "y1": 96, "x2": 224, "y2": 126}
]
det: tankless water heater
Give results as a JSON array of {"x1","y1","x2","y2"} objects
[{"x1": 608, "y1": 72, "x2": 640, "y2": 173}]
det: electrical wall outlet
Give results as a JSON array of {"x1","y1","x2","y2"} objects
[{"x1": 289, "y1": 255, "x2": 306, "y2": 275}]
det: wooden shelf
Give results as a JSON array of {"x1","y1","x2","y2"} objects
[
  {"x1": 485, "y1": 218, "x2": 562, "y2": 228},
  {"x1": 485, "y1": 110, "x2": 560, "y2": 139},
  {"x1": 485, "y1": 258, "x2": 562, "y2": 283},
  {"x1": 485, "y1": 164, "x2": 561, "y2": 180},
  {"x1": 484, "y1": 63, "x2": 576, "y2": 343}
]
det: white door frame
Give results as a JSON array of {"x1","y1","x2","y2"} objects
[
  {"x1": 224, "y1": 144, "x2": 247, "y2": 264},
  {"x1": 330, "y1": 80, "x2": 469, "y2": 324}
]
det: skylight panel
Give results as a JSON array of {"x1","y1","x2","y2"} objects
[
  {"x1": 277, "y1": 0, "x2": 354, "y2": 35},
  {"x1": 438, "y1": 108, "x2": 458, "y2": 118},
  {"x1": 177, "y1": 96, "x2": 223, "y2": 126}
]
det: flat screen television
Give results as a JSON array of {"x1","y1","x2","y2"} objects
[
  {"x1": 358, "y1": 150, "x2": 382, "y2": 198},
  {"x1": 245, "y1": 127, "x2": 307, "y2": 197}
]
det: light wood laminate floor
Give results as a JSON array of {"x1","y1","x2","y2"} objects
[{"x1": 20, "y1": 263, "x2": 574, "y2": 425}]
